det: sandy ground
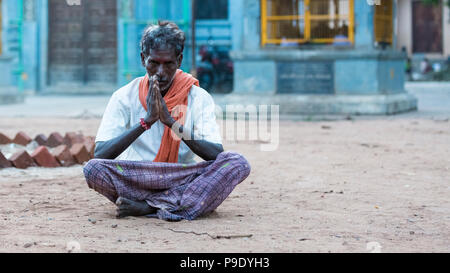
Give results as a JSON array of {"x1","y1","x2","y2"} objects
[{"x1": 0, "y1": 117, "x2": 449, "y2": 253}]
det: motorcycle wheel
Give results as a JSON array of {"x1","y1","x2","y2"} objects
[{"x1": 198, "y1": 72, "x2": 214, "y2": 91}]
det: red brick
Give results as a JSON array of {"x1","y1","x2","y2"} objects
[
  {"x1": 52, "y1": 145, "x2": 76, "y2": 167},
  {"x1": 0, "y1": 133, "x2": 12, "y2": 144},
  {"x1": 84, "y1": 138, "x2": 96, "y2": 159},
  {"x1": 9, "y1": 150, "x2": 37, "y2": 169},
  {"x1": 13, "y1": 132, "x2": 32, "y2": 146},
  {"x1": 46, "y1": 132, "x2": 65, "y2": 148},
  {"x1": 70, "y1": 143, "x2": 90, "y2": 164},
  {"x1": 0, "y1": 152, "x2": 13, "y2": 168},
  {"x1": 31, "y1": 146, "x2": 60, "y2": 168},
  {"x1": 63, "y1": 132, "x2": 85, "y2": 147},
  {"x1": 34, "y1": 134, "x2": 48, "y2": 146},
  {"x1": 84, "y1": 136, "x2": 95, "y2": 144}
]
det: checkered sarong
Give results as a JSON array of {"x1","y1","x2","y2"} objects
[{"x1": 83, "y1": 151, "x2": 251, "y2": 221}]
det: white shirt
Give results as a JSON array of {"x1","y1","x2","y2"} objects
[{"x1": 95, "y1": 76, "x2": 222, "y2": 163}]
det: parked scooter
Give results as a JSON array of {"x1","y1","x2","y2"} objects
[{"x1": 197, "y1": 44, "x2": 233, "y2": 93}]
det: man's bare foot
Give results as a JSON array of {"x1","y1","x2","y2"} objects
[{"x1": 115, "y1": 197, "x2": 156, "y2": 218}]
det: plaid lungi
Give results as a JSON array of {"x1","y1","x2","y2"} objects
[{"x1": 83, "y1": 151, "x2": 251, "y2": 221}]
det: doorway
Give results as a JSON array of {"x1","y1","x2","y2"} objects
[
  {"x1": 412, "y1": 1, "x2": 443, "y2": 53},
  {"x1": 48, "y1": 0, "x2": 117, "y2": 92}
]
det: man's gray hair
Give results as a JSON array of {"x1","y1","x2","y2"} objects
[{"x1": 140, "y1": 21, "x2": 185, "y2": 57}]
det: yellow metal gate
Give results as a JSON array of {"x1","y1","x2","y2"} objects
[
  {"x1": 261, "y1": 0, "x2": 354, "y2": 46},
  {"x1": 374, "y1": 0, "x2": 393, "y2": 45}
]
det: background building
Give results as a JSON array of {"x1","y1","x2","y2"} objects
[
  {"x1": 397, "y1": 0, "x2": 450, "y2": 58},
  {"x1": 0, "y1": 0, "x2": 428, "y2": 115},
  {"x1": 220, "y1": 0, "x2": 417, "y2": 114}
]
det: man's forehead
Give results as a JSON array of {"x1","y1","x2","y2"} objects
[{"x1": 147, "y1": 47, "x2": 178, "y2": 59}]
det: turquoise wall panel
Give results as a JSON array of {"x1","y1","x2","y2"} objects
[
  {"x1": 335, "y1": 60, "x2": 379, "y2": 94},
  {"x1": 233, "y1": 60, "x2": 275, "y2": 93}
]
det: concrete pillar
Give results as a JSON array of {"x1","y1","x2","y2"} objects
[
  {"x1": 22, "y1": 0, "x2": 38, "y2": 92},
  {"x1": 230, "y1": 0, "x2": 244, "y2": 52},
  {"x1": 354, "y1": 0, "x2": 375, "y2": 50}
]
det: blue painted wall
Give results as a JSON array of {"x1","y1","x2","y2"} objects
[
  {"x1": 1, "y1": 0, "x2": 39, "y2": 92},
  {"x1": 233, "y1": 60, "x2": 275, "y2": 93},
  {"x1": 1, "y1": 0, "x2": 21, "y2": 89},
  {"x1": 335, "y1": 60, "x2": 379, "y2": 94}
]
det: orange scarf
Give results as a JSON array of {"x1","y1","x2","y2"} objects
[{"x1": 139, "y1": 69, "x2": 199, "y2": 163}]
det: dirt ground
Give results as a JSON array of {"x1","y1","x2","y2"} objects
[{"x1": 0, "y1": 117, "x2": 449, "y2": 253}]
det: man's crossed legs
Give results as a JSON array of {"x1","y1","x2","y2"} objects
[{"x1": 83, "y1": 151, "x2": 251, "y2": 221}]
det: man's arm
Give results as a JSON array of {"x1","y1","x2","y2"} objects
[
  {"x1": 95, "y1": 117, "x2": 223, "y2": 161},
  {"x1": 94, "y1": 122, "x2": 147, "y2": 159},
  {"x1": 169, "y1": 119, "x2": 224, "y2": 161},
  {"x1": 183, "y1": 138, "x2": 224, "y2": 161}
]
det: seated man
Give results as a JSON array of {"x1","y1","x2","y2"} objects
[{"x1": 83, "y1": 21, "x2": 251, "y2": 221}]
